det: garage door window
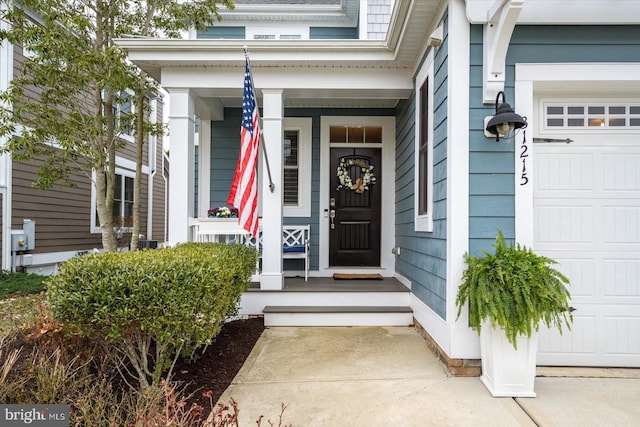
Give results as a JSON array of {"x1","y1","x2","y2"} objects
[{"x1": 544, "y1": 102, "x2": 640, "y2": 129}]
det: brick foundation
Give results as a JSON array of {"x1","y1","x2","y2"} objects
[{"x1": 414, "y1": 318, "x2": 482, "y2": 377}]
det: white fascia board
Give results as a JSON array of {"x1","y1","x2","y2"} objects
[
  {"x1": 466, "y1": 0, "x2": 640, "y2": 24},
  {"x1": 161, "y1": 66, "x2": 412, "y2": 94},
  {"x1": 118, "y1": 39, "x2": 392, "y2": 61},
  {"x1": 117, "y1": 40, "x2": 396, "y2": 83}
]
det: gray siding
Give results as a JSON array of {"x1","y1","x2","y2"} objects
[
  {"x1": 151, "y1": 101, "x2": 167, "y2": 242},
  {"x1": 468, "y1": 24, "x2": 640, "y2": 256},
  {"x1": 9, "y1": 43, "x2": 162, "y2": 253},
  {"x1": 394, "y1": 13, "x2": 449, "y2": 319},
  {"x1": 209, "y1": 107, "x2": 393, "y2": 271},
  {"x1": 11, "y1": 158, "x2": 104, "y2": 253}
]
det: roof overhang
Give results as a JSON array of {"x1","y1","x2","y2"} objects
[{"x1": 116, "y1": 0, "x2": 445, "y2": 113}]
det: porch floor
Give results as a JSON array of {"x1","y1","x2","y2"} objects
[{"x1": 247, "y1": 276, "x2": 409, "y2": 293}]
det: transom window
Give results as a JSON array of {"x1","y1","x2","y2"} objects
[
  {"x1": 544, "y1": 102, "x2": 640, "y2": 129},
  {"x1": 329, "y1": 126, "x2": 382, "y2": 143}
]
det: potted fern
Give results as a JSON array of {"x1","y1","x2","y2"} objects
[{"x1": 455, "y1": 230, "x2": 572, "y2": 397}]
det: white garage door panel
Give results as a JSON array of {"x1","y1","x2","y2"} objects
[
  {"x1": 535, "y1": 134, "x2": 640, "y2": 367},
  {"x1": 604, "y1": 259, "x2": 640, "y2": 296}
]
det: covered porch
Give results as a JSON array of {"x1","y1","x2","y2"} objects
[{"x1": 116, "y1": 2, "x2": 441, "y2": 293}]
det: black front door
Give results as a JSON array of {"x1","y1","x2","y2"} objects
[{"x1": 329, "y1": 148, "x2": 381, "y2": 267}]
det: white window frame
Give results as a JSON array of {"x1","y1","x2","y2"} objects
[
  {"x1": 540, "y1": 99, "x2": 640, "y2": 132},
  {"x1": 414, "y1": 51, "x2": 434, "y2": 232},
  {"x1": 283, "y1": 117, "x2": 312, "y2": 217},
  {"x1": 91, "y1": 161, "x2": 146, "y2": 233},
  {"x1": 114, "y1": 90, "x2": 135, "y2": 143}
]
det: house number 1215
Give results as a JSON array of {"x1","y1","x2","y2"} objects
[{"x1": 520, "y1": 135, "x2": 529, "y2": 186}]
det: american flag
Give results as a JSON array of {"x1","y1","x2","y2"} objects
[{"x1": 228, "y1": 57, "x2": 260, "y2": 237}]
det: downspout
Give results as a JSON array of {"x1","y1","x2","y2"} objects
[
  {"x1": 1, "y1": 1, "x2": 14, "y2": 271},
  {"x1": 162, "y1": 151, "x2": 169, "y2": 243},
  {"x1": 146, "y1": 98, "x2": 157, "y2": 239}
]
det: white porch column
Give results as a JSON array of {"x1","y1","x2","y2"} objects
[
  {"x1": 260, "y1": 89, "x2": 284, "y2": 290},
  {"x1": 167, "y1": 89, "x2": 195, "y2": 245}
]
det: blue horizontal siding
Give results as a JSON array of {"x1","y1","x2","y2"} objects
[
  {"x1": 394, "y1": 9, "x2": 449, "y2": 320},
  {"x1": 469, "y1": 23, "x2": 640, "y2": 255}
]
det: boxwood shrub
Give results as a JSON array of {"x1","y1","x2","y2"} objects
[{"x1": 45, "y1": 243, "x2": 257, "y2": 388}]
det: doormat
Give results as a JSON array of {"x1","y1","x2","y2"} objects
[{"x1": 333, "y1": 273, "x2": 384, "y2": 280}]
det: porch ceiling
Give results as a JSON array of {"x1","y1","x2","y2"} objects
[{"x1": 117, "y1": 0, "x2": 444, "y2": 110}]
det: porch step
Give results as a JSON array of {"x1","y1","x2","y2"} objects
[{"x1": 263, "y1": 305, "x2": 413, "y2": 327}]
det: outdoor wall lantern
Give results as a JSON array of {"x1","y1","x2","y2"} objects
[{"x1": 484, "y1": 91, "x2": 527, "y2": 142}]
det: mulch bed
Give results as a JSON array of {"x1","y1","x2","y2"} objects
[{"x1": 171, "y1": 317, "x2": 265, "y2": 409}]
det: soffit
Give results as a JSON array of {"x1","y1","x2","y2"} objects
[{"x1": 117, "y1": 0, "x2": 444, "y2": 109}]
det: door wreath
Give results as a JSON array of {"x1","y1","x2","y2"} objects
[{"x1": 336, "y1": 158, "x2": 376, "y2": 193}]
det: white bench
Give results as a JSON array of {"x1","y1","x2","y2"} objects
[{"x1": 189, "y1": 218, "x2": 310, "y2": 281}]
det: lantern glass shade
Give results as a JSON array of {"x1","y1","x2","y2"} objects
[{"x1": 485, "y1": 91, "x2": 527, "y2": 141}]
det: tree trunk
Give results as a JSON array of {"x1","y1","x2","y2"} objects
[{"x1": 96, "y1": 86, "x2": 118, "y2": 252}]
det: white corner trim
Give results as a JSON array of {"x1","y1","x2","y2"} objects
[
  {"x1": 446, "y1": 0, "x2": 471, "y2": 329},
  {"x1": 483, "y1": 0, "x2": 524, "y2": 103}
]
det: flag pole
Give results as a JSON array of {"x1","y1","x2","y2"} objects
[{"x1": 244, "y1": 46, "x2": 275, "y2": 193}]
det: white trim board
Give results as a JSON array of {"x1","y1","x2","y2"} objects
[
  {"x1": 515, "y1": 62, "x2": 640, "y2": 247},
  {"x1": 319, "y1": 116, "x2": 396, "y2": 276}
]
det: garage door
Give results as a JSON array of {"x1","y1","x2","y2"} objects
[{"x1": 534, "y1": 102, "x2": 640, "y2": 367}]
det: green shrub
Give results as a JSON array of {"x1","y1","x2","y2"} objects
[
  {"x1": 0, "y1": 271, "x2": 46, "y2": 299},
  {"x1": 45, "y1": 243, "x2": 257, "y2": 388}
]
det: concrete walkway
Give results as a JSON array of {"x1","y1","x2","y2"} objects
[{"x1": 217, "y1": 327, "x2": 640, "y2": 426}]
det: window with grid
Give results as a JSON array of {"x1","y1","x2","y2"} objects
[
  {"x1": 283, "y1": 129, "x2": 300, "y2": 206},
  {"x1": 94, "y1": 173, "x2": 134, "y2": 229},
  {"x1": 544, "y1": 102, "x2": 640, "y2": 129},
  {"x1": 283, "y1": 118, "x2": 311, "y2": 217}
]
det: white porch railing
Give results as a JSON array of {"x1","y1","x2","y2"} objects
[{"x1": 188, "y1": 218, "x2": 310, "y2": 281}]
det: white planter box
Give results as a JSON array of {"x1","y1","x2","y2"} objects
[{"x1": 480, "y1": 323, "x2": 538, "y2": 397}]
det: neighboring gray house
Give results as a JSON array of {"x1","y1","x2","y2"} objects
[
  {"x1": 119, "y1": 0, "x2": 640, "y2": 370},
  {"x1": 0, "y1": 13, "x2": 169, "y2": 274}
]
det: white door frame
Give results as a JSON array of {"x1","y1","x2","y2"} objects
[{"x1": 319, "y1": 116, "x2": 396, "y2": 276}]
